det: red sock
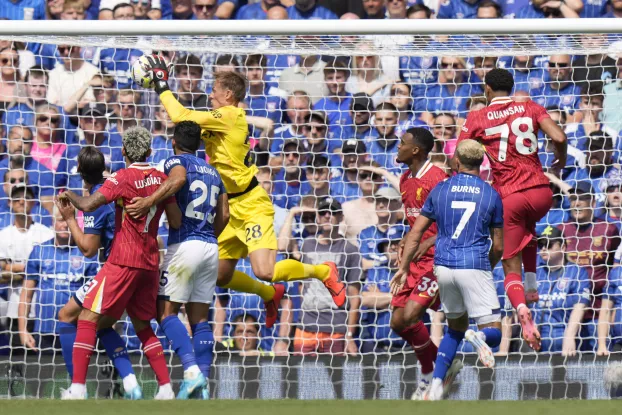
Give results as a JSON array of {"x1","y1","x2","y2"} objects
[
  {"x1": 521, "y1": 239, "x2": 537, "y2": 274},
  {"x1": 137, "y1": 326, "x2": 170, "y2": 386},
  {"x1": 504, "y1": 272, "x2": 526, "y2": 309},
  {"x1": 399, "y1": 321, "x2": 438, "y2": 374},
  {"x1": 72, "y1": 320, "x2": 97, "y2": 384}
]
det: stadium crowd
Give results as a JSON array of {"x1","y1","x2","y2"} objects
[{"x1": 1, "y1": 0, "x2": 622, "y2": 363}]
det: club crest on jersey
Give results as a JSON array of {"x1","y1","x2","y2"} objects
[
  {"x1": 44, "y1": 259, "x2": 53, "y2": 268},
  {"x1": 70, "y1": 256, "x2": 83, "y2": 270},
  {"x1": 562, "y1": 95, "x2": 574, "y2": 105},
  {"x1": 421, "y1": 57, "x2": 434, "y2": 69},
  {"x1": 557, "y1": 278, "x2": 569, "y2": 290},
  {"x1": 416, "y1": 187, "x2": 423, "y2": 201},
  {"x1": 593, "y1": 237, "x2": 603, "y2": 247}
]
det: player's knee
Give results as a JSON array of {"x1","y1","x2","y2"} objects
[
  {"x1": 403, "y1": 304, "x2": 425, "y2": 327},
  {"x1": 252, "y1": 266, "x2": 274, "y2": 282},
  {"x1": 58, "y1": 303, "x2": 79, "y2": 324}
]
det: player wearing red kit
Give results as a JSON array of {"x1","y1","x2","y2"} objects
[
  {"x1": 59, "y1": 127, "x2": 183, "y2": 400},
  {"x1": 457, "y1": 68, "x2": 567, "y2": 351},
  {"x1": 389, "y1": 128, "x2": 455, "y2": 399}
]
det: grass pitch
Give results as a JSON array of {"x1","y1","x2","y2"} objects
[{"x1": 1, "y1": 399, "x2": 616, "y2": 415}]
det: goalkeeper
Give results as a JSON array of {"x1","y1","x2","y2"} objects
[{"x1": 126, "y1": 56, "x2": 345, "y2": 329}]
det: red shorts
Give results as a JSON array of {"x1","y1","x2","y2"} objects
[
  {"x1": 390, "y1": 259, "x2": 440, "y2": 310},
  {"x1": 502, "y1": 185, "x2": 553, "y2": 260},
  {"x1": 81, "y1": 262, "x2": 159, "y2": 320}
]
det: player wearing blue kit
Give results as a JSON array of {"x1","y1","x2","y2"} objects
[
  {"x1": 598, "y1": 266, "x2": 622, "y2": 354},
  {"x1": 128, "y1": 121, "x2": 229, "y2": 400},
  {"x1": 54, "y1": 147, "x2": 142, "y2": 399},
  {"x1": 406, "y1": 140, "x2": 505, "y2": 400}
]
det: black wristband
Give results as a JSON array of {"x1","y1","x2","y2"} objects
[{"x1": 154, "y1": 80, "x2": 170, "y2": 95}]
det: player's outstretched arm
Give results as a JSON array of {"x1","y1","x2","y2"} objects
[
  {"x1": 55, "y1": 197, "x2": 101, "y2": 257},
  {"x1": 126, "y1": 165, "x2": 187, "y2": 219},
  {"x1": 214, "y1": 193, "x2": 230, "y2": 238},
  {"x1": 562, "y1": 303, "x2": 586, "y2": 356},
  {"x1": 540, "y1": 117, "x2": 568, "y2": 175},
  {"x1": 357, "y1": 165, "x2": 400, "y2": 191},
  {"x1": 489, "y1": 227, "x2": 504, "y2": 269},
  {"x1": 59, "y1": 190, "x2": 107, "y2": 213},
  {"x1": 17, "y1": 279, "x2": 37, "y2": 350}
]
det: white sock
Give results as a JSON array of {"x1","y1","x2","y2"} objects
[
  {"x1": 431, "y1": 377, "x2": 443, "y2": 389},
  {"x1": 71, "y1": 383, "x2": 86, "y2": 395},
  {"x1": 123, "y1": 374, "x2": 138, "y2": 391},
  {"x1": 477, "y1": 331, "x2": 486, "y2": 342},
  {"x1": 184, "y1": 365, "x2": 201, "y2": 378},
  {"x1": 421, "y1": 371, "x2": 433, "y2": 384},
  {"x1": 158, "y1": 383, "x2": 173, "y2": 394},
  {"x1": 524, "y1": 272, "x2": 537, "y2": 291}
]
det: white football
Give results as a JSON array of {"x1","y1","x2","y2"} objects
[{"x1": 132, "y1": 55, "x2": 154, "y2": 89}]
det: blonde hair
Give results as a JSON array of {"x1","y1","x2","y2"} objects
[
  {"x1": 455, "y1": 139, "x2": 485, "y2": 169},
  {"x1": 122, "y1": 126, "x2": 152, "y2": 162},
  {"x1": 352, "y1": 41, "x2": 381, "y2": 80}
]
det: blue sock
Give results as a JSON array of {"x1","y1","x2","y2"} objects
[
  {"x1": 432, "y1": 328, "x2": 464, "y2": 381},
  {"x1": 480, "y1": 327, "x2": 502, "y2": 348},
  {"x1": 98, "y1": 328, "x2": 134, "y2": 379},
  {"x1": 161, "y1": 315, "x2": 197, "y2": 371},
  {"x1": 57, "y1": 322, "x2": 77, "y2": 378},
  {"x1": 191, "y1": 322, "x2": 214, "y2": 379}
]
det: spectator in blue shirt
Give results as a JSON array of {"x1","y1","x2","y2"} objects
[
  {"x1": 174, "y1": 54, "x2": 209, "y2": 110},
  {"x1": 3, "y1": 65, "x2": 50, "y2": 131},
  {"x1": 367, "y1": 102, "x2": 403, "y2": 175},
  {"x1": 515, "y1": 0, "x2": 580, "y2": 18},
  {"x1": 172, "y1": 0, "x2": 217, "y2": 19},
  {"x1": 342, "y1": 92, "x2": 375, "y2": 142},
  {"x1": 605, "y1": 0, "x2": 622, "y2": 18},
  {"x1": 533, "y1": 54, "x2": 581, "y2": 115},
  {"x1": 244, "y1": 54, "x2": 285, "y2": 129},
  {"x1": 508, "y1": 55, "x2": 546, "y2": 97},
  {"x1": 302, "y1": 110, "x2": 341, "y2": 166},
  {"x1": 598, "y1": 265, "x2": 622, "y2": 354},
  {"x1": 95, "y1": 47, "x2": 143, "y2": 90},
  {"x1": 539, "y1": 106, "x2": 583, "y2": 179},
  {"x1": 406, "y1": 3, "x2": 432, "y2": 18},
  {"x1": 235, "y1": 0, "x2": 279, "y2": 19},
  {"x1": 535, "y1": 227, "x2": 592, "y2": 354},
  {"x1": 329, "y1": 139, "x2": 367, "y2": 203},
  {"x1": 390, "y1": 83, "x2": 425, "y2": 138},
  {"x1": 602, "y1": 172, "x2": 622, "y2": 232},
  {"x1": 476, "y1": 0, "x2": 501, "y2": 18},
  {"x1": 272, "y1": 139, "x2": 312, "y2": 209},
  {"x1": 0, "y1": 169, "x2": 52, "y2": 229},
  {"x1": 437, "y1": 0, "x2": 481, "y2": 19},
  {"x1": 565, "y1": 83, "x2": 605, "y2": 151},
  {"x1": 360, "y1": 224, "x2": 409, "y2": 352},
  {"x1": 0, "y1": 0, "x2": 46, "y2": 20},
  {"x1": 572, "y1": 36, "x2": 618, "y2": 88},
  {"x1": 0, "y1": 126, "x2": 55, "y2": 215},
  {"x1": 18, "y1": 209, "x2": 98, "y2": 352},
  {"x1": 305, "y1": 155, "x2": 331, "y2": 199},
  {"x1": 421, "y1": 56, "x2": 470, "y2": 123},
  {"x1": 313, "y1": 59, "x2": 352, "y2": 144},
  {"x1": 287, "y1": 0, "x2": 338, "y2": 20},
  {"x1": 271, "y1": 91, "x2": 311, "y2": 157},
  {"x1": 149, "y1": 103, "x2": 176, "y2": 167}
]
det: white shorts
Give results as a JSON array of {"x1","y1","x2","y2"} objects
[
  {"x1": 434, "y1": 265, "x2": 501, "y2": 321},
  {"x1": 158, "y1": 240, "x2": 219, "y2": 304}
]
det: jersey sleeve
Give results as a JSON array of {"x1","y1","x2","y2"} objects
[
  {"x1": 97, "y1": 171, "x2": 125, "y2": 203},
  {"x1": 83, "y1": 205, "x2": 107, "y2": 236},
  {"x1": 458, "y1": 112, "x2": 477, "y2": 141},
  {"x1": 605, "y1": 267, "x2": 622, "y2": 304},
  {"x1": 160, "y1": 90, "x2": 234, "y2": 132},
  {"x1": 530, "y1": 100, "x2": 551, "y2": 124},
  {"x1": 420, "y1": 186, "x2": 438, "y2": 221},
  {"x1": 163, "y1": 155, "x2": 186, "y2": 176},
  {"x1": 490, "y1": 190, "x2": 504, "y2": 228},
  {"x1": 25, "y1": 245, "x2": 41, "y2": 284}
]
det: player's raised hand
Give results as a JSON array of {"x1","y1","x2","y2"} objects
[
  {"x1": 146, "y1": 54, "x2": 173, "y2": 94},
  {"x1": 54, "y1": 196, "x2": 75, "y2": 221},
  {"x1": 390, "y1": 269, "x2": 407, "y2": 296},
  {"x1": 126, "y1": 197, "x2": 151, "y2": 219}
]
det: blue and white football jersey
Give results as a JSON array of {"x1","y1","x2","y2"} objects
[
  {"x1": 421, "y1": 172, "x2": 503, "y2": 271},
  {"x1": 83, "y1": 182, "x2": 116, "y2": 261},
  {"x1": 164, "y1": 153, "x2": 226, "y2": 245}
]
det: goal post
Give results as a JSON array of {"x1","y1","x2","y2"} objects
[{"x1": 0, "y1": 19, "x2": 622, "y2": 400}]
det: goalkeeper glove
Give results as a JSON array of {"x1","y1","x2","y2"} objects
[{"x1": 146, "y1": 55, "x2": 172, "y2": 94}]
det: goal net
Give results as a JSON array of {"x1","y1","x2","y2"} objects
[{"x1": 1, "y1": 19, "x2": 622, "y2": 400}]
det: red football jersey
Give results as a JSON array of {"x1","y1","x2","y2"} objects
[
  {"x1": 401, "y1": 160, "x2": 448, "y2": 262},
  {"x1": 97, "y1": 163, "x2": 173, "y2": 271},
  {"x1": 458, "y1": 97, "x2": 550, "y2": 199}
]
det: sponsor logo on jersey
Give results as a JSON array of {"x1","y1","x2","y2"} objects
[
  {"x1": 135, "y1": 176, "x2": 162, "y2": 189},
  {"x1": 593, "y1": 236, "x2": 603, "y2": 247},
  {"x1": 165, "y1": 157, "x2": 181, "y2": 170},
  {"x1": 70, "y1": 256, "x2": 84, "y2": 270},
  {"x1": 83, "y1": 215, "x2": 95, "y2": 228},
  {"x1": 406, "y1": 207, "x2": 421, "y2": 218},
  {"x1": 106, "y1": 172, "x2": 119, "y2": 185},
  {"x1": 487, "y1": 105, "x2": 525, "y2": 120}
]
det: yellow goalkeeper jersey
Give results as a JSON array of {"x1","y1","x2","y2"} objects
[{"x1": 160, "y1": 90, "x2": 258, "y2": 194}]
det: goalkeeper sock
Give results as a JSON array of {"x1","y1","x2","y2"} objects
[
  {"x1": 98, "y1": 328, "x2": 135, "y2": 380},
  {"x1": 480, "y1": 327, "x2": 502, "y2": 348},
  {"x1": 399, "y1": 321, "x2": 438, "y2": 375},
  {"x1": 191, "y1": 322, "x2": 214, "y2": 379},
  {"x1": 161, "y1": 315, "x2": 200, "y2": 374},
  {"x1": 504, "y1": 272, "x2": 526, "y2": 309},
  {"x1": 72, "y1": 320, "x2": 97, "y2": 385},
  {"x1": 137, "y1": 326, "x2": 170, "y2": 386},
  {"x1": 223, "y1": 270, "x2": 275, "y2": 302},
  {"x1": 58, "y1": 322, "x2": 76, "y2": 378},
  {"x1": 432, "y1": 328, "x2": 464, "y2": 381},
  {"x1": 271, "y1": 259, "x2": 330, "y2": 283},
  {"x1": 522, "y1": 239, "x2": 538, "y2": 292}
]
